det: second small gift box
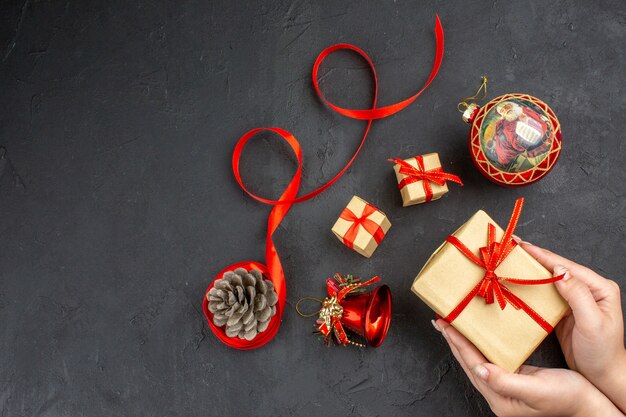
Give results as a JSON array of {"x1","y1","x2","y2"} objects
[
  {"x1": 390, "y1": 153, "x2": 462, "y2": 206},
  {"x1": 331, "y1": 196, "x2": 391, "y2": 258}
]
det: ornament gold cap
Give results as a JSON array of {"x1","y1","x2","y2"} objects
[
  {"x1": 462, "y1": 103, "x2": 479, "y2": 123},
  {"x1": 458, "y1": 76, "x2": 487, "y2": 124}
]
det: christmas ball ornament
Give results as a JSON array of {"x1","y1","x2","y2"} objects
[
  {"x1": 459, "y1": 77, "x2": 562, "y2": 186},
  {"x1": 206, "y1": 268, "x2": 278, "y2": 341}
]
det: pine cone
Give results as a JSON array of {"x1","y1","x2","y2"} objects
[{"x1": 206, "y1": 268, "x2": 278, "y2": 341}]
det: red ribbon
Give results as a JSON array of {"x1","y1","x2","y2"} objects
[
  {"x1": 318, "y1": 276, "x2": 381, "y2": 345},
  {"x1": 390, "y1": 156, "x2": 463, "y2": 202},
  {"x1": 204, "y1": 17, "x2": 445, "y2": 349},
  {"x1": 442, "y1": 198, "x2": 564, "y2": 333},
  {"x1": 339, "y1": 204, "x2": 385, "y2": 249}
]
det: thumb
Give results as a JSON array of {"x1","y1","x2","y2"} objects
[
  {"x1": 553, "y1": 265, "x2": 602, "y2": 332},
  {"x1": 473, "y1": 363, "x2": 538, "y2": 400}
]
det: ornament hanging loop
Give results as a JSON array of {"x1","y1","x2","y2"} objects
[
  {"x1": 295, "y1": 297, "x2": 324, "y2": 317},
  {"x1": 457, "y1": 75, "x2": 488, "y2": 112}
]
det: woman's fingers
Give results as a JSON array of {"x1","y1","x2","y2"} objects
[
  {"x1": 553, "y1": 265, "x2": 603, "y2": 333},
  {"x1": 519, "y1": 241, "x2": 614, "y2": 300},
  {"x1": 433, "y1": 319, "x2": 486, "y2": 396},
  {"x1": 435, "y1": 320, "x2": 540, "y2": 416},
  {"x1": 476, "y1": 363, "x2": 541, "y2": 401},
  {"x1": 516, "y1": 239, "x2": 580, "y2": 272},
  {"x1": 434, "y1": 319, "x2": 475, "y2": 378},
  {"x1": 554, "y1": 313, "x2": 575, "y2": 347},
  {"x1": 436, "y1": 319, "x2": 502, "y2": 408},
  {"x1": 440, "y1": 325, "x2": 541, "y2": 402},
  {"x1": 517, "y1": 364, "x2": 541, "y2": 375},
  {"x1": 436, "y1": 319, "x2": 545, "y2": 400},
  {"x1": 436, "y1": 319, "x2": 488, "y2": 367}
]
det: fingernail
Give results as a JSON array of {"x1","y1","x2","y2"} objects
[
  {"x1": 431, "y1": 319, "x2": 441, "y2": 332},
  {"x1": 473, "y1": 364, "x2": 489, "y2": 381},
  {"x1": 512, "y1": 234, "x2": 531, "y2": 245},
  {"x1": 554, "y1": 264, "x2": 571, "y2": 281},
  {"x1": 440, "y1": 325, "x2": 449, "y2": 340}
]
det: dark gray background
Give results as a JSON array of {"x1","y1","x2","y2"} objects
[{"x1": 1, "y1": 0, "x2": 624, "y2": 416}]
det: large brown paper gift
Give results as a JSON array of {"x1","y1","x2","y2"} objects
[
  {"x1": 331, "y1": 196, "x2": 391, "y2": 258},
  {"x1": 392, "y1": 153, "x2": 448, "y2": 206},
  {"x1": 411, "y1": 201, "x2": 568, "y2": 371}
]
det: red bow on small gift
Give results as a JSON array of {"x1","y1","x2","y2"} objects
[
  {"x1": 317, "y1": 274, "x2": 380, "y2": 346},
  {"x1": 339, "y1": 204, "x2": 385, "y2": 249},
  {"x1": 443, "y1": 198, "x2": 564, "y2": 333},
  {"x1": 389, "y1": 156, "x2": 463, "y2": 202}
]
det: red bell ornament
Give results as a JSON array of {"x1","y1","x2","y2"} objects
[
  {"x1": 297, "y1": 274, "x2": 392, "y2": 348},
  {"x1": 459, "y1": 77, "x2": 562, "y2": 186},
  {"x1": 339, "y1": 285, "x2": 392, "y2": 347}
]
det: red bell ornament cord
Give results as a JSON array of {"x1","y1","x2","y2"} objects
[{"x1": 203, "y1": 16, "x2": 445, "y2": 349}]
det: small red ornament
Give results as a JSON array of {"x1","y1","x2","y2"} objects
[
  {"x1": 459, "y1": 77, "x2": 562, "y2": 187},
  {"x1": 338, "y1": 284, "x2": 392, "y2": 347},
  {"x1": 296, "y1": 274, "x2": 392, "y2": 348}
]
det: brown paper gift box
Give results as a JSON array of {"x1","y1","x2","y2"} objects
[
  {"x1": 331, "y1": 196, "x2": 391, "y2": 258},
  {"x1": 411, "y1": 208, "x2": 568, "y2": 372},
  {"x1": 392, "y1": 153, "x2": 448, "y2": 206}
]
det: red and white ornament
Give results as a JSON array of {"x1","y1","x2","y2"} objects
[{"x1": 460, "y1": 78, "x2": 562, "y2": 187}]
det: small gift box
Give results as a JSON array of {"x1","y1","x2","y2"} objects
[
  {"x1": 390, "y1": 153, "x2": 462, "y2": 206},
  {"x1": 411, "y1": 198, "x2": 568, "y2": 371},
  {"x1": 331, "y1": 196, "x2": 391, "y2": 258}
]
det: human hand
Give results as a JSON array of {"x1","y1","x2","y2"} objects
[
  {"x1": 433, "y1": 318, "x2": 624, "y2": 417},
  {"x1": 517, "y1": 239, "x2": 626, "y2": 413}
]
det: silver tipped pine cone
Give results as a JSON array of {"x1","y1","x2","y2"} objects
[{"x1": 207, "y1": 268, "x2": 278, "y2": 340}]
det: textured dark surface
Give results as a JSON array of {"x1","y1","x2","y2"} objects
[{"x1": 1, "y1": 1, "x2": 624, "y2": 416}]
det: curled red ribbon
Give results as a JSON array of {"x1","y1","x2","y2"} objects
[
  {"x1": 339, "y1": 204, "x2": 385, "y2": 249},
  {"x1": 390, "y1": 156, "x2": 463, "y2": 202},
  {"x1": 204, "y1": 16, "x2": 445, "y2": 349},
  {"x1": 442, "y1": 198, "x2": 564, "y2": 333}
]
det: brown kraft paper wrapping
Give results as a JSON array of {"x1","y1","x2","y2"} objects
[
  {"x1": 411, "y1": 209, "x2": 568, "y2": 372},
  {"x1": 331, "y1": 195, "x2": 391, "y2": 258},
  {"x1": 392, "y1": 153, "x2": 448, "y2": 206}
]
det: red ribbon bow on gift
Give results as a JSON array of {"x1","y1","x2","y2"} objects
[
  {"x1": 389, "y1": 156, "x2": 463, "y2": 202},
  {"x1": 317, "y1": 275, "x2": 380, "y2": 346},
  {"x1": 339, "y1": 204, "x2": 385, "y2": 249},
  {"x1": 443, "y1": 198, "x2": 564, "y2": 333}
]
